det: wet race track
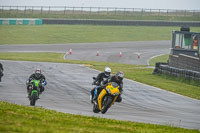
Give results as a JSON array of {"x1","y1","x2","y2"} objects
[{"x1": 0, "y1": 41, "x2": 200, "y2": 129}]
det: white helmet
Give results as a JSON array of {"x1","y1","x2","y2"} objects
[{"x1": 104, "y1": 67, "x2": 111, "y2": 76}]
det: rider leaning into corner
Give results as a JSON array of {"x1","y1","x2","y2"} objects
[
  {"x1": 0, "y1": 62, "x2": 3, "y2": 82},
  {"x1": 102, "y1": 71, "x2": 124, "y2": 102},
  {"x1": 90, "y1": 67, "x2": 112, "y2": 103},
  {"x1": 26, "y1": 68, "x2": 47, "y2": 97}
]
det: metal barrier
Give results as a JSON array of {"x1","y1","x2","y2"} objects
[
  {"x1": 42, "y1": 19, "x2": 200, "y2": 26},
  {"x1": 0, "y1": 6, "x2": 200, "y2": 17}
]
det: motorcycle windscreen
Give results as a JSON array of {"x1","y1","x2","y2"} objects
[
  {"x1": 32, "y1": 80, "x2": 40, "y2": 87},
  {"x1": 107, "y1": 82, "x2": 120, "y2": 95}
]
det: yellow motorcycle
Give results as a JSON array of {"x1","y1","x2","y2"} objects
[{"x1": 93, "y1": 82, "x2": 120, "y2": 114}]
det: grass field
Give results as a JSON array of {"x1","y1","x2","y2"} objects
[
  {"x1": 1, "y1": 12, "x2": 200, "y2": 21},
  {"x1": 149, "y1": 54, "x2": 169, "y2": 66},
  {"x1": 1, "y1": 25, "x2": 200, "y2": 44},
  {"x1": 0, "y1": 52, "x2": 199, "y2": 100},
  {"x1": 1, "y1": 101, "x2": 199, "y2": 133}
]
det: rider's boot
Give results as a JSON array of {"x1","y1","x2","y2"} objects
[
  {"x1": 90, "y1": 93, "x2": 94, "y2": 104},
  {"x1": 90, "y1": 95, "x2": 93, "y2": 103},
  {"x1": 90, "y1": 88, "x2": 95, "y2": 103},
  {"x1": 27, "y1": 91, "x2": 31, "y2": 98},
  {"x1": 26, "y1": 85, "x2": 31, "y2": 98},
  {"x1": 39, "y1": 86, "x2": 45, "y2": 95}
]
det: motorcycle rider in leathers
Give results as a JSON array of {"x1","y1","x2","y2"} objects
[
  {"x1": 26, "y1": 68, "x2": 47, "y2": 97},
  {"x1": 90, "y1": 67, "x2": 111, "y2": 103},
  {"x1": 102, "y1": 71, "x2": 124, "y2": 102}
]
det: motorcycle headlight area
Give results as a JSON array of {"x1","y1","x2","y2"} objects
[{"x1": 106, "y1": 87, "x2": 111, "y2": 94}]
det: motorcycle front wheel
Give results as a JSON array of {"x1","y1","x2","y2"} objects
[
  {"x1": 30, "y1": 92, "x2": 37, "y2": 106},
  {"x1": 101, "y1": 96, "x2": 113, "y2": 114}
]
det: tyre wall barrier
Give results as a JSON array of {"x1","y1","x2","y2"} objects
[
  {"x1": 0, "y1": 18, "x2": 42, "y2": 25},
  {"x1": 42, "y1": 19, "x2": 200, "y2": 26},
  {"x1": 153, "y1": 62, "x2": 200, "y2": 81},
  {"x1": 169, "y1": 54, "x2": 200, "y2": 72}
]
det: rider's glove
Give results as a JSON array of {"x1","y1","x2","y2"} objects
[
  {"x1": 28, "y1": 78, "x2": 33, "y2": 82},
  {"x1": 42, "y1": 81, "x2": 47, "y2": 86},
  {"x1": 100, "y1": 81, "x2": 104, "y2": 87},
  {"x1": 100, "y1": 81, "x2": 107, "y2": 88},
  {"x1": 26, "y1": 79, "x2": 30, "y2": 86},
  {"x1": 95, "y1": 81, "x2": 100, "y2": 86},
  {"x1": 92, "y1": 81, "x2": 95, "y2": 85}
]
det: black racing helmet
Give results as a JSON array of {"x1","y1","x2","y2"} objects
[
  {"x1": 115, "y1": 71, "x2": 124, "y2": 82},
  {"x1": 35, "y1": 68, "x2": 41, "y2": 78}
]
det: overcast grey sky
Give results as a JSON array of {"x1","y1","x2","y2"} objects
[{"x1": 0, "y1": 0, "x2": 200, "y2": 10}]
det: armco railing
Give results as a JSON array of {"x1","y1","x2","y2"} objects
[{"x1": 0, "y1": 6, "x2": 200, "y2": 17}]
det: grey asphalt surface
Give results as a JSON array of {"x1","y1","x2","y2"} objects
[
  {"x1": 0, "y1": 41, "x2": 200, "y2": 129},
  {"x1": 0, "y1": 41, "x2": 171, "y2": 65},
  {"x1": 0, "y1": 60, "x2": 200, "y2": 129}
]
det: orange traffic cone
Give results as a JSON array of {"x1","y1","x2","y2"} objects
[
  {"x1": 137, "y1": 52, "x2": 141, "y2": 59},
  {"x1": 96, "y1": 51, "x2": 100, "y2": 56},
  {"x1": 119, "y1": 51, "x2": 122, "y2": 57},
  {"x1": 69, "y1": 48, "x2": 72, "y2": 55}
]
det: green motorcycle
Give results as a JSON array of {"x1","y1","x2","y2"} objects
[{"x1": 28, "y1": 80, "x2": 41, "y2": 106}]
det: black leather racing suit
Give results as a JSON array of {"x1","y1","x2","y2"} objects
[
  {"x1": 103, "y1": 75, "x2": 123, "y2": 102},
  {"x1": 27, "y1": 73, "x2": 46, "y2": 94},
  {"x1": 91, "y1": 72, "x2": 110, "y2": 100}
]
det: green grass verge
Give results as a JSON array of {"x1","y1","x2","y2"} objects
[
  {"x1": 1, "y1": 25, "x2": 200, "y2": 44},
  {"x1": 149, "y1": 54, "x2": 169, "y2": 66},
  {"x1": 0, "y1": 52, "x2": 199, "y2": 100},
  {"x1": 1, "y1": 101, "x2": 200, "y2": 133},
  {"x1": 1, "y1": 12, "x2": 200, "y2": 21}
]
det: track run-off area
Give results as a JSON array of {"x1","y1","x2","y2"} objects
[
  {"x1": 0, "y1": 41, "x2": 200, "y2": 129},
  {"x1": 0, "y1": 41, "x2": 170, "y2": 65}
]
